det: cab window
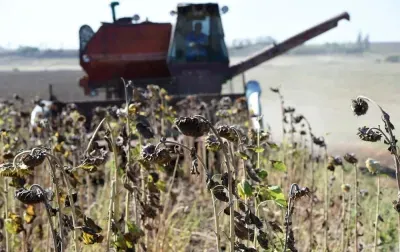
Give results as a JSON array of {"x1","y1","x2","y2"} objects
[{"x1": 168, "y1": 5, "x2": 228, "y2": 63}]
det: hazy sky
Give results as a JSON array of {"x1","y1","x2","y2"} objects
[{"x1": 1, "y1": 0, "x2": 399, "y2": 49}]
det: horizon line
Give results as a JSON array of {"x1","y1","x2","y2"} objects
[{"x1": 2, "y1": 40, "x2": 400, "y2": 51}]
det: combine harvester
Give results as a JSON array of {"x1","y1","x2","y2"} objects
[{"x1": 56, "y1": 2, "x2": 350, "y2": 127}]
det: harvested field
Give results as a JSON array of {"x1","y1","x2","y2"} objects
[{"x1": 1, "y1": 54, "x2": 399, "y2": 161}]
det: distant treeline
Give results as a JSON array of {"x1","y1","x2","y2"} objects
[
  {"x1": 1, "y1": 33, "x2": 400, "y2": 61},
  {"x1": 0, "y1": 46, "x2": 77, "y2": 58},
  {"x1": 0, "y1": 43, "x2": 370, "y2": 58},
  {"x1": 230, "y1": 32, "x2": 371, "y2": 56}
]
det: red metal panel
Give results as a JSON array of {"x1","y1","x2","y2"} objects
[{"x1": 81, "y1": 22, "x2": 172, "y2": 82}]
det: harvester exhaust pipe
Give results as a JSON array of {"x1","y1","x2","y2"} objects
[{"x1": 110, "y1": 1, "x2": 119, "y2": 22}]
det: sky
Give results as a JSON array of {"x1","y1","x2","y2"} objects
[{"x1": 0, "y1": 0, "x2": 399, "y2": 49}]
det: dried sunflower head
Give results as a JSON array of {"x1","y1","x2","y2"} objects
[
  {"x1": 327, "y1": 163, "x2": 335, "y2": 172},
  {"x1": 248, "y1": 129, "x2": 269, "y2": 143},
  {"x1": 333, "y1": 156, "x2": 343, "y2": 166},
  {"x1": 293, "y1": 115, "x2": 304, "y2": 124},
  {"x1": 77, "y1": 148, "x2": 108, "y2": 173},
  {"x1": 174, "y1": 117, "x2": 210, "y2": 137},
  {"x1": 3, "y1": 151, "x2": 14, "y2": 160},
  {"x1": 22, "y1": 149, "x2": 46, "y2": 167},
  {"x1": 284, "y1": 106, "x2": 295, "y2": 114},
  {"x1": 215, "y1": 109, "x2": 231, "y2": 119},
  {"x1": 141, "y1": 144, "x2": 171, "y2": 165},
  {"x1": 9, "y1": 177, "x2": 26, "y2": 188},
  {"x1": 135, "y1": 122, "x2": 154, "y2": 139},
  {"x1": 205, "y1": 134, "x2": 221, "y2": 152},
  {"x1": 93, "y1": 107, "x2": 107, "y2": 117},
  {"x1": 341, "y1": 184, "x2": 351, "y2": 193},
  {"x1": 365, "y1": 158, "x2": 381, "y2": 174},
  {"x1": 15, "y1": 187, "x2": 47, "y2": 205},
  {"x1": 344, "y1": 153, "x2": 358, "y2": 164},
  {"x1": 393, "y1": 200, "x2": 400, "y2": 213},
  {"x1": 128, "y1": 102, "x2": 142, "y2": 115},
  {"x1": 270, "y1": 87, "x2": 279, "y2": 93},
  {"x1": 218, "y1": 97, "x2": 232, "y2": 110},
  {"x1": 234, "y1": 97, "x2": 248, "y2": 112},
  {"x1": 132, "y1": 87, "x2": 147, "y2": 103},
  {"x1": 312, "y1": 135, "x2": 326, "y2": 148},
  {"x1": 351, "y1": 97, "x2": 368, "y2": 116},
  {"x1": 217, "y1": 125, "x2": 238, "y2": 142},
  {"x1": 357, "y1": 126, "x2": 382, "y2": 142}
]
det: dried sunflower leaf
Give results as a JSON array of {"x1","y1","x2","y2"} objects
[
  {"x1": 77, "y1": 163, "x2": 97, "y2": 173},
  {"x1": 235, "y1": 151, "x2": 249, "y2": 160},
  {"x1": 81, "y1": 226, "x2": 104, "y2": 245},
  {"x1": 84, "y1": 216, "x2": 102, "y2": 233},
  {"x1": 0, "y1": 163, "x2": 32, "y2": 178},
  {"x1": 237, "y1": 180, "x2": 253, "y2": 199},
  {"x1": 5, "y1": 213, "x2": 23, "y2": 234},
  {"x1": 270, "y1": 160, "x2": 286, "y2": 172},
  {"x1": 23, "y1": 205, "x2": 36, "y2": 224}
]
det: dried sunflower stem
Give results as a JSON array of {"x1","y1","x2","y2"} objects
[
  {"x1": 324, "y1": 147, "x2": 329, "y2": 251},
  {"x1": 45, "y1": 153, "x2": 80, "y2": 251},
  {"x1": 211, "y1": 192, "x2": 222, "y2": 252},
  {"x1": 284, "y1": 183, "x2": 299, "y2": 252},
  {"x1": 355, "y1": 96, "x2": 400, "y2": 251},
  {"x1": 253, "y1": 127, "x2": 261, "y2": 248},
  {"x1": 229, "y1": 140, "x2": 248, "y2": 245},
  {"x1": 137, "y1": 134, "x2": 148, "y2": 249},
  {"x1": 124, "y1": 191, "x2": 130, "y2": 227},
  {"x1": 106, "y1": 180, "x2": 116, "y2": 250},
  {"x1": 194, "y1": 115, "x2": 235, "y2": 251},
  {"x1": 373, "y1": 173, "x2": 380, "y2": 252},
  {"x1": 158, "y1": 140, "x2": 208, "y2": 174},
  {"x1": 341, "y1": 166, "x2": 346, "y2": 252},
  {"x1": 3, "y1": 177, "x2": 9, "y2": 252},
  {"x1": 345, "y1": 193, "x2": 352, "y2": 250},
  {"x1": 58, "y1": 167, "x2": 80, "y2": 251},
  {"x1": 122, "y1": 78, "x2": 132, "y2": 234},
  {"x1": 354, "y1": 163, "x2": 359, "y2": 252},
  {"x1": 156, "y1": 156, "x2": 180, "y2": 251},
  {"x1": 83, "y1": 117, "x2": 106, "y2": 157},
  {"x1": 0, "y1": 134, "x2": 9, "y2": 252},
  {"x1": 30, "y1": 185, "x2": 58, "y2": 252},
  {"x1": 299, "y1": 135, "x2": 306, "y2": 183},
  {"x1": 288, "y1": 114, "x2": 295, "y2": 185},
  {"x1": 254, "y1": 200, "x2": 271, "y2": 249},
  {"x1": 47, "y1": 158, "x2": 64, "y2": 252},
  {"x1": 278, "y1": 92, "x2": 285, "y2": 144},
  {"x1": 105, "y1": 119, "x2": 120, "y2": 227},
  {"x1": 308, "y1": 141, "x2": 315, "y2": 250},
  {"x1": 257, "y1": 126, "x2": 261, "y2": 171}
]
